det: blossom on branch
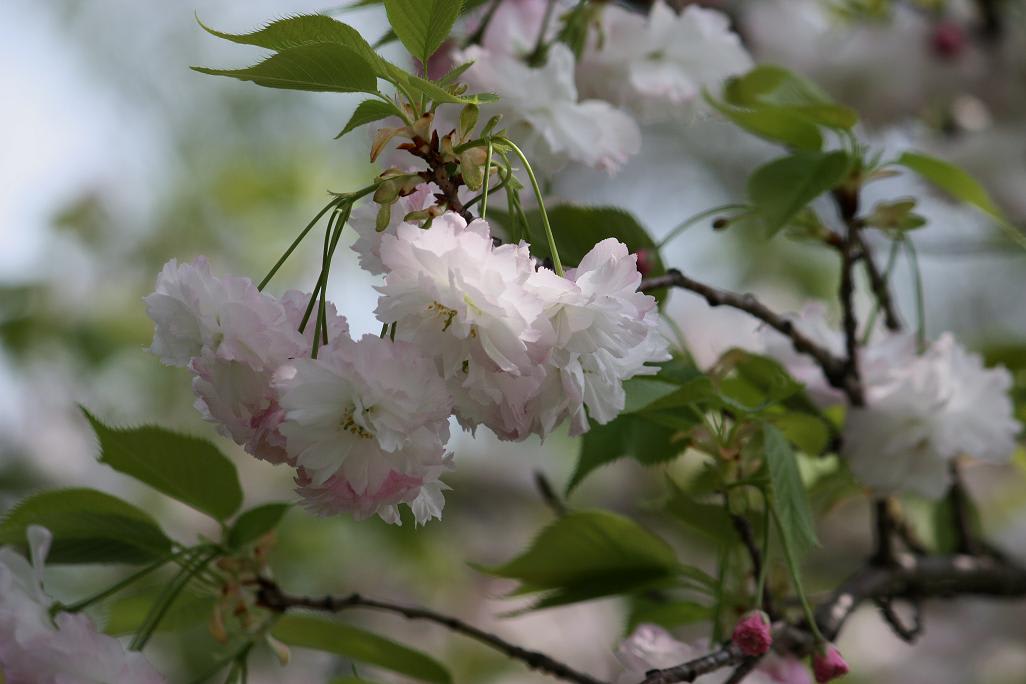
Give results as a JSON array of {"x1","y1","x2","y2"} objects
[
  {"x1": 455, "y1": 42, "x2": 641, "y2": 172},
  {"x1": 578, "y1": 1, "x2": 752, "y2": 123},
  {"x1": 844, "y1": 332, "x2": 1020, "y2": 498}
]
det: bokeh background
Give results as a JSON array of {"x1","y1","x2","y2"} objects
[{"x1": 3, "y1": 1, "x2": 1026, "y2": 682}]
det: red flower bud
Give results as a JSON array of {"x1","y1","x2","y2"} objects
[
  {"x1": 635, "y1": 249, "x2": 654, "y2": 278},
  {"x1": 812, "y1": 644, "x2": 849, "y2": 683},
  {"x1": 931, "y1": 21, "x2": 966, "y2": 59},
  {"x1": 732, "y1": 611, "x2": 772, "y2": 657}
]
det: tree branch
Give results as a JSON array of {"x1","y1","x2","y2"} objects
[
  {"x1": 255, "y1": 579, "x2": 609, "y2": 684},
  {"x1": 404, "y1": 132, "x2": 473, "y2": 222},
  {"x1": 639, "y1": 269, "x2": 860, "y2": 403},
  {"x1": 639, "y1": 552, "x2": 1026, "y2": 683}
]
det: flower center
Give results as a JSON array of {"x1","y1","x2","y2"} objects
[
  {"x1": 427, "y1": 301, "x2": 458, "y2": 331},
  {"x1": 339, "y1": 407, "x2": 373, "y2": 439}
]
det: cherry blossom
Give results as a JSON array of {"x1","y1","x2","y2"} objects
[
  {"x1": 578, "y1": 1, "x2": 752, "y2": 123},
  {"x1": 0, "y1": 526, "x2": 166, "y2": 684},
  {"x1": 349, "y1": 183, "x2": 443, "y2": 276},
  {"x1": 844, "y1": 333, "x2": 1020, "y2": 498},
  {"x1": 455, "y1": 42, "x2": 641, "y2": 172}
]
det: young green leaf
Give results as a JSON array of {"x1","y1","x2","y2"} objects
[
  {"x1": 336, "y1": 99, "x2": 403, "y2": 139},
  {"x1": 748, "y1": 151, "x2": 850, "y2": 236},
  {"x1": 104, "y1": 589, "x2": 215, "y2": 636},
  {"x1": 0, "y1": 488, "x2": 172, "y2": 565},
  {"x1": 723, "y1": 65, "x2": 857, "y2": 130},
  {"x1": 192, "y1": 43, "x2": 378, "y2": 93},
  {"x1": 272, "y1": 615, "x2": 452, "y2": 684},
  {"x1": 473, "y1": 510, "x2": 683, "y2": 609},
  {"x1": 763, "y1": 424, "x2": 819, "y2": 558},
  {"x1": 83, "y1": 409, "x2": 243, "y2": 521},
  {"x1": 706, "y1": 96, "x2": 823, "y2": 151},
  {"x1": 383, "y1": 0, "x2": 462, "y2": 68},
  {"x1": 226, "y1": 503, "x2": 291, "y2": 549}
]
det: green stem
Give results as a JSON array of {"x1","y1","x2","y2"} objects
[
  {"x1": 769, "y1": 506, "x2": 826, "y2": 644},
  {"x1": 495, "y1": 137, "x2": 563, "y2": 275},
  {"x1": 55, "y1": 550, "x2": 188, "y2": 615},
  {"x1": 903, "y1": 237, "x2": 927, "y2": 351},
  {"x1": 258, "y1": 196, "x2": 342, "y2": 291},
  {"x1": 130, "y1": 546, "x2": 220, "y2": 651},
  {"x1": 527, "y1": 0, "x2": 559, "y2": 66},
  {"x1": 710, "y1": 543, "x2": 731, "y2": 643},
  {"x1": 481, "y1": 141, "x2": 495, "y2": 219},
  {"x1": 656, "y1": 204, "x2": 750, "y2": 249},
  {"x1": 755, "y1": 494, "x2": 772, "y2": 612},
  {"x1": 860, "y1": 239, "x2": 901, "y2": 344}
]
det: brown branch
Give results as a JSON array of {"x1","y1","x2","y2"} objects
[
  {"x1": 639, "y1": 269, "x2": 860, "y2": 403},
  {"x1": 406, "y1": 131, "x2": 473, "y2": 222},
  {"x1": 948, "y1": 462, "x2": 979, "y2": 555},
  {"x1": 639, "y1": 552, "x2": 1026, "y2": 683},
  {"x1": 255, "y1": 579, "x2": 609, "y2": 684}
]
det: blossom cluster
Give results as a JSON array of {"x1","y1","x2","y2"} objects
[
  {"x1": 758, "y1": 306, "x2": 1021, "y2": 498},
  {"x1": 0, "y1": 526, "x2": 166, "y2": 683},
  {"x1": 146, "y1": 212, "x2": 668, "y2": 524},
  {"x1": 453, "y1": 0, "x2": 752, "y2": 172}
]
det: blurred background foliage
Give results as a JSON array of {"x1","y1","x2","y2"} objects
[{"x1": 3, "y1": 1, "x2": 1026, "y2": 682}]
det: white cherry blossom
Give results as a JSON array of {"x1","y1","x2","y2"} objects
[
  {"x1": 350, "y1": 183, "x2": 442, "y2": 276},
  {"x1": 276, "y1": 333, "x2": 452, "y2": 486},
  {"x1": 144, "y1": 257, "x2": 303, "y2": 370},
  {"x1": 455, "y1": 42, "x2": 641, "y2": 172},
  {"x1": 0, "y1": 526, "x2": 166, "y2": 684},
  {"x1": 578, "y1": 1, "x2": 752, "y2": 123},
  {"x1": 844, "y1": 333, "x2": 1021, "y2": 498}
]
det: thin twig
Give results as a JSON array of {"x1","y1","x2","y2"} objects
[
  {"x1": 724, "y1": 657, "x2": 761, "y2": 684},
  {"x1": 874, "y1": 596, "x2": 923, "y2": 643},
  {"x1": 639, "y1": 269, "x2": 859, "y2": 403},
  {"x1": 729, "y1": 513, "x2": 774, "y2": 617},
  {"x1": 948, "y1": 462, "x2": 978, "y2": 555},
  {"x1": 404, "y1": 132, "x2": 473, "y2": 222},
  {"x1": 256, "y1": 579, "x2": 608, "y2": 684},
  {"x1": 640, "y1": 642, "x2": 742, "y2": 684}
]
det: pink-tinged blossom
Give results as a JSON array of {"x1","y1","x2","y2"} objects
[
  {"x1": 189, "y1": 290, "x2": 349, "y2": 466},
  {"x1": 455, "y1": 43, "x2": 641, "y2": 172},
  {"x1": 844, "y1": 333, "x2": 1021, "y2": 499},
  {"x1": 350, "y1": 183, "x2": 443, "y2": 276},
  {"x1": 527, "y1": 239, "x2": 670, "y2": 436},
  {"x1": 473, "y1": 0, "x2": 551, "y2": 55},
  {"x1": 732, "y1": 611, "x2": 773, "y2": 656},
  {"x1": 0, "y1": 526, "x2": 166, "y2": 684},
  {"x1": 811, "y1": 644, "x2": 849, "y2": 683},
  {"x1": 295, "y1": 449, "x2": 453, "y2": 526},
  {"x1": 615, "y1": 624, "x2": 809, "y2": 684},
  {"x1": 376, "y1": 212, "x2": 552, "y2": 438},
  {"x1": 276, "y1": 333, "x2": 452, "y2": 485},
  {"x1": 578, "y1": 1, "x2": 752, "y2": 123},
  {"x1": 144, "y1": 257, "x2": 304, "y2": 370}
]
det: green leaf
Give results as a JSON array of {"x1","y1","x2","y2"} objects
[
  {"x1": 196, "y1": 14, "x2": 494, "y2": 105},
  {"x1": 384, "y1": 0, "x2": 462, "y2": 67},
  {"x1": 336, "y1": 99, "x2": 402, "y2": 139},
  {"x1": 763, "y1": 424, "x2": 819, "y2": 558},
  {"x1": 474, "y1": 510, "x2": 682, "y2": 609},
  {"x1": 724, "y1": 65, "x2": 857, "y2": 130},
  {"x1": 664, "y1": 479, "x2": 735, "y2": 545},
  {"x1": 706, "y1": 96, "x2": 823, "y2": 151},
  {"x1": 192, "y1": 43, "x2": 378, "y2": 93},
  {"x1": 897, "y1": 152, "x2": 1001, "y2": 217},
  {"x1": 771, "y1": 412, "x2": 831, "y2": 456},
  {"x1": 0, "y1": 488, "x2": 172, "y2": 565},
  {"x1": 627, "y1": 595, "x2": 712, "y2": 632},
  {"x1": 748, "y1": 151, "x2": 851, "y2": 236},
  {"x1": 272, "y1": 615, "x2": 451, "y2": 684},
  {"x1": 83, "y1": 409, "x2": 243, "y2": 521},
  {"x1": 226, "y1": 503, "x2": 291, "y2": 549}
]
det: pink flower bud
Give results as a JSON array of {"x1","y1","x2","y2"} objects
[
  {"x1": 930, "y1": 21, "x2": 966, "y2": 59},
  {"x1": 635, "y1": 249, "x2": 654, "y2": 278},
  {"x1": 732, "y1": 611, "x2": 772, "y2": 657},
  {"x1": 811, "y1": 644, "x2": 849, "y2": 683}
]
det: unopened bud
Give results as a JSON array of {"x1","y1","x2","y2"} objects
[
  {"x1": 376, "y1": 203, "x2": 392, "y2": 232},
  {"x1": 635, "y1": 249, "x2": 654, "y2": 277},
  {"x1": 930, "y1": 21, "x2": 965, "y2": 60},
  {"x1": 712, "y1": 217, "x2": 730, "y2": 231},
  {"x1": 812, "y1": 644, "x2": 849, "y2": 683},
  {"x1": 266, "y1": 633, "x2": 292, "y2": 666},
  {"x1": 732, "y1": 611, "x2": 772, "y2": 656}
]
